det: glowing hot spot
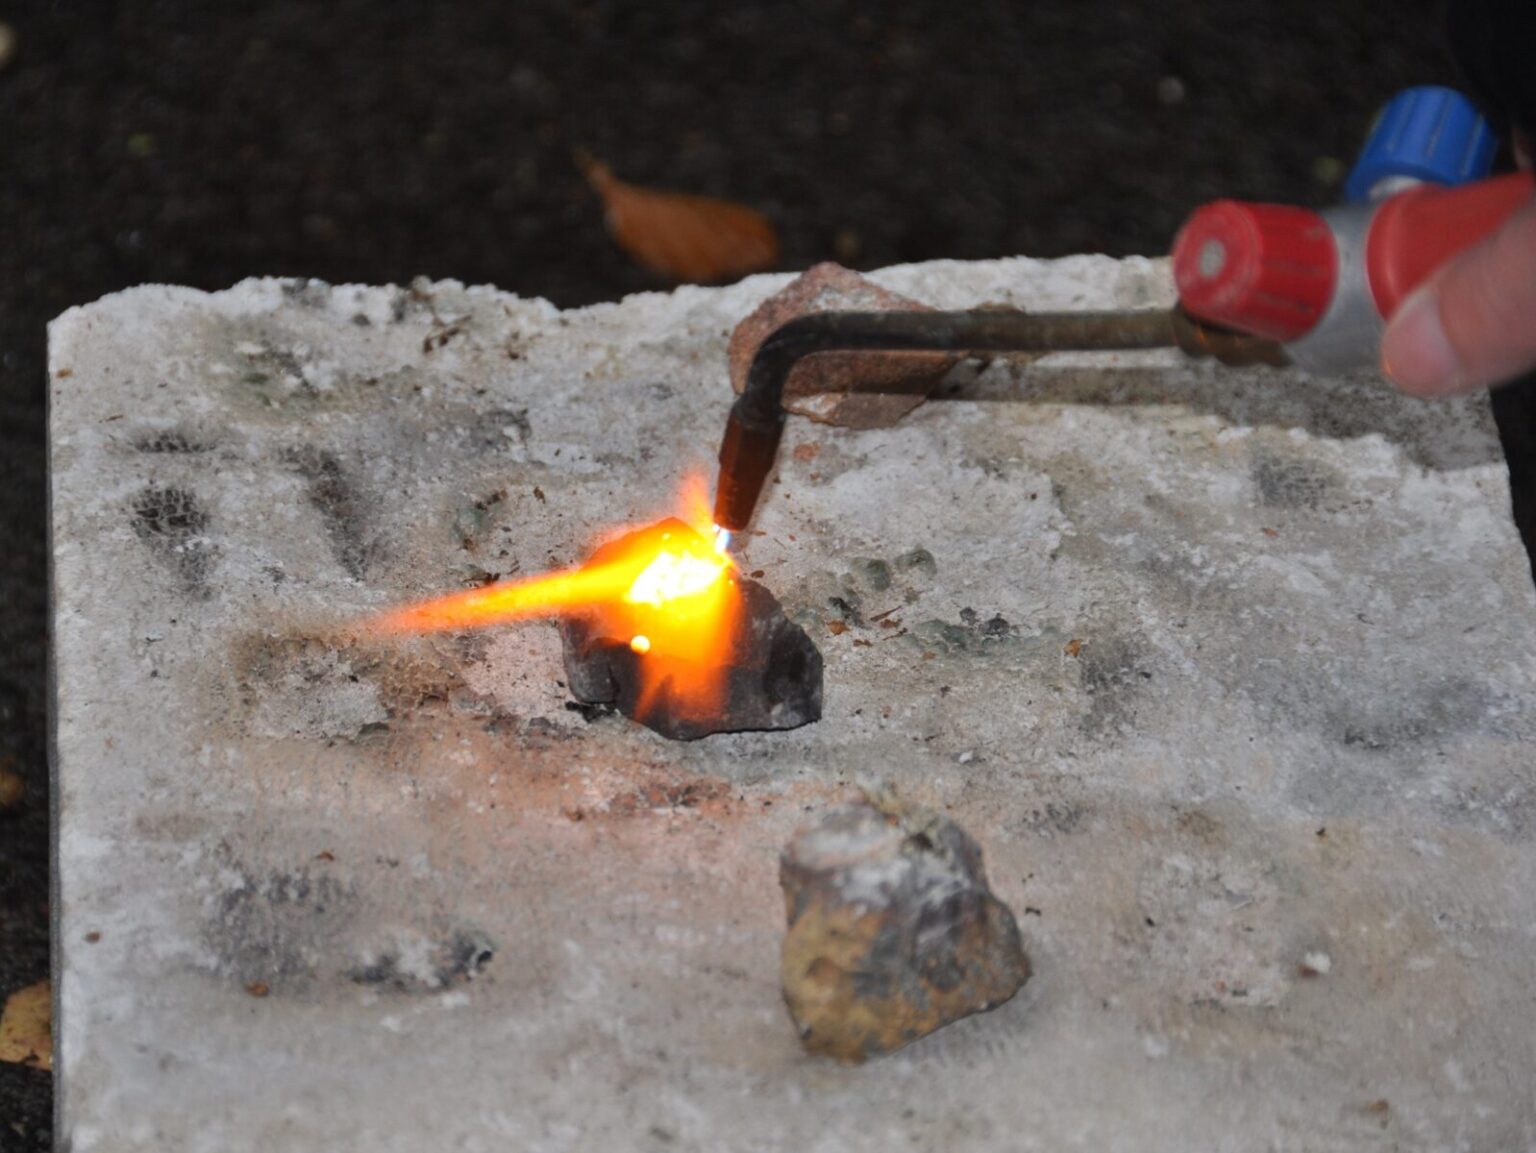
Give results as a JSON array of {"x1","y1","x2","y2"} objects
[
  {"x1": 630, "y1": 635, "x2": 652, "y2": 654},
  {"x1": 624, "y1": 548, "x2": 729, "y2": 608}
]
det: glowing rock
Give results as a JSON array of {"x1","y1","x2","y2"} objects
[{"x1": 560, "y1": 519, "x2": 823, "y2": 741}]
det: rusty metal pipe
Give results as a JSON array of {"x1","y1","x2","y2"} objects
[{"x1": 713, "y1": 308, "x2": 1284, "y2": 532}]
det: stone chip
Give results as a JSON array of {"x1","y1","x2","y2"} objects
[
  {"x1": 728, "y1": 262, "x2": 983, "y2": 429},
  {"x1": 779, "y1": 796, "x2": 1030, "y2": 1062}
]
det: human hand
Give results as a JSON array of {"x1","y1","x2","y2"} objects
[{"x1": 1382, "y1": 187, "x2": 1536, "y2": 396}]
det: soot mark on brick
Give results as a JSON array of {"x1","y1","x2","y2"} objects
[
  {"x1": 204, "y1": 855, "x2": 357, "y2": 988},
  {"x1": 1252, "y1": 453, "x2": 1332, "y2": 511},
  {"x1": 848, "y1": 557, "x2": 892, "y2": 592},
  {"x1": 962, "y1": 607, "x2": 1017, "y2": 639},
  {"x1": 1287, "y1": 676, "x2": 1515, "y2": 833},
  {"x1": 347, "y1": 927, "x2": 496, "y2": 992},
  {"x1": 1079, "y1": 637, "x2": 1152, "y2": 736},
  {"x1": 892, "y1": 547, "x2": 938, "y2": 579},
  {"x1": 566, "y1": 699, "x2": 617, "y2": 723},
  {"x1": 910, "y1": 608, "x2": 1020, "y2": 655},
  {"x1": 131, "y1": 484, "x2": 218, "y2": 596},
  {"x1": 463, "y1": 407, "x2": 532, "y2": 454},
  {"x1": 236, "y1": 344, "x2": 307, "y2": 392},
  {"x1": 1012, "y1": 799, "x2": 1086, "y2": 837},
  {"x1": 286, "y1": 448, "x2": 378, "y2": 579},
  {"x1": 230, "y1": 628, "x2": 487, "y2": 737},
  {"x1": 132, "y1": 427, "x2": 218, "y2": 454},
  {"x1": 1330, "y1": 676, "x2": 1490, "y2": 753}
]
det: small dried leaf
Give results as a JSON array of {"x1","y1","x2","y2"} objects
[
  {"x1": 0, "y1": 981, "x2": 51, "y2": 1070},
  {"x1": 582, "y1": 156, "x2": 778, "y2": 284},
  {"x1": 0, "y1": 758, "x2": 22, "y2": 813}
]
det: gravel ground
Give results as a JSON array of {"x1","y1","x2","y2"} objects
[{"x1": 0, "y1": 2, "x2": 1484, "y2": 1145}]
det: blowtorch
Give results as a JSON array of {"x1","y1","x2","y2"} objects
[{"x1": 713, "y1": 86, "x2": 1536, "y2": 536}]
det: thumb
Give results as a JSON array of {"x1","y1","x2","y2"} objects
[{"x1": 1381, "y1": 194, "x2": 1536, "y2": 396}]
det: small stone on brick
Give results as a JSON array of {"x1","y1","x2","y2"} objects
[{"x1": 779, "y1": 796, "x2": 1030, "y2": 1062}]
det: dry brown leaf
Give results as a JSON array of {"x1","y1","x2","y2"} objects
[
  {"x1": 582, "y1": 155, "x2": 778, "y2": 284},
  {"x1": 0, "y1": 757, "x2": 22, "y2": 813},
  {"x1": 0, "y1": 981, "x2": 52, "y2": 1070}
]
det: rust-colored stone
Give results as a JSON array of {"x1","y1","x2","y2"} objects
[
  {"x1": 779, "y1": 796, "x2": 1030, "y2": 1063},
  {"x1": 729, "y1": 263, "x2": 979, "y2": 429}
]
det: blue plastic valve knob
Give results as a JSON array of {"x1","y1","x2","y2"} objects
[{"x1": 1344, "y1": 86, "x2": 1498, "y2": 204}]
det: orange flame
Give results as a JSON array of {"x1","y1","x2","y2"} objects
[{"x1": 370, "y1": 477, "x2": 741, "y2": 727}]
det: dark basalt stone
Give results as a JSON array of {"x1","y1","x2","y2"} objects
[{"x1": 559, "y1": 520, "x2": 823, "y2": 741}]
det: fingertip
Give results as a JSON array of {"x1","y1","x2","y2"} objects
[{"x1": 1381, "y1": 284, "x2": 1465, "y2": 397}]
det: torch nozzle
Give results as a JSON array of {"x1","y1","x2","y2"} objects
[{"x1": 712, "y1": 405, "x2": 784, "y2": 533}]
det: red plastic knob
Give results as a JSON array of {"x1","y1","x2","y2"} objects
[{"x1": 1172, "y1": 201, "x2": 1337, "y2": 342}]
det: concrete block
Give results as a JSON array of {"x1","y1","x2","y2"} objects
[{"x1": 50, "y1": 259, "x2": 1536, "y2": 1150}]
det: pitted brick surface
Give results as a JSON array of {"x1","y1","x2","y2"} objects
[{"x1": 50, "y1": 260, "x2": 1536, "y2": 1151}]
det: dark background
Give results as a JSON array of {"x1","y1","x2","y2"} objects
[{"x1": 0, "y1": 1, "x2": 1478, "y2": 1146}]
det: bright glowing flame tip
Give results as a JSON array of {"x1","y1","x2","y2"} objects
[
  {"x1": 624, "y1": 548, "x2": 727, "y2": 608},
  {"x1": 372, "y1": 482, "x2": 741, "y2": 729}
]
